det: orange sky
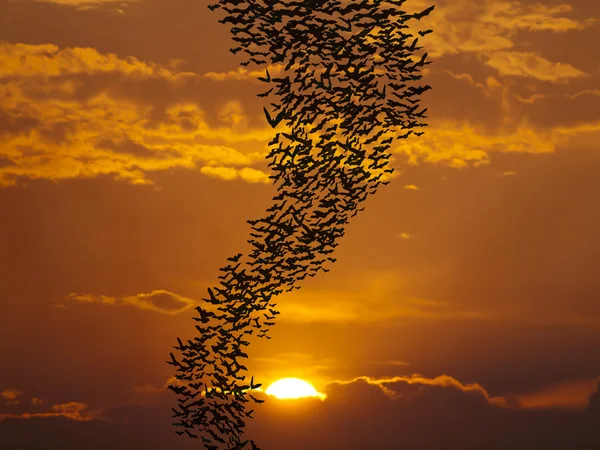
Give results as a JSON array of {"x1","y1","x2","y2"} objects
[{"x1": 1, "y1": 0, "x2": 599, "y2": 449}]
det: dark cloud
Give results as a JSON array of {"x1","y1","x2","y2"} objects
[
  {"x1": 249, "y1": 376, "x2": 600, "y2": 450},
  {"x1": 514, "y1": 85, "x2": 600, "y2": 129},
  {"x1": 3, "y1": 375, "x2": 598, "y2": 450},
  {"x1": 587, "y1": 378, "x2": 600, "y2": 414},
  {"x1": 0, "y1": 155, "x2": 16, "y2": 169}
]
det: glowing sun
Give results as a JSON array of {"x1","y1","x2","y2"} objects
[{"x1": 265, "y1": 378, "x2": 325, "y2": 400}]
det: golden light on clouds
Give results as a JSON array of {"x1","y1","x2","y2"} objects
[
  {"x1": 0, "y1": 43, "x2": 191, "y2": 79},
  {"x1": 1, "y1": 1, "x2": 599, "y2": 187},
  {"x1": 65, "y1": 290, "x2": 196, "y2": 315},
  {"x1": 482, "y1": 51, "x2": 587, "y2": 82},
  {"x1": 2, "y1": 0, "x2": 600, "y2": 447},
  {"x1": 0, "y1": 43, "x2": 277, "y2": 187},
  {"x1": 327, "y1": 375, "x2": 509, "y2": 408},
  {"x1": 265, "y1": 378, "x2": 326, "y2": 400},
  {"x1": 405, "y1": 0, "x2": 597, "y2": 58},
  {"x1": 0, "y1": 401, "x2": 99, "y2": 422}
]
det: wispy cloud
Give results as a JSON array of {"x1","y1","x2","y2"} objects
[
  {"x1": 327, "y1": 374, "x2": 510, "y2": 408},
  {"x1": 407, "y1": 0, "x2": 596, "y2": 57},
  {"x1": 0, "y1": 43, "x2": 193, "y2": 79},
  {"x1": 481, "y1": 51, "x2": 586, "y2": 82},
  {"x1": 508, "y1": 378, "x2": 600, "y2": 410},
  {"x1": 0, "y1": 401, "x2": 101, "y2": 421},
  {"x1": 0, "y1": 388, "x2": 21, "y2": 405},
  {"x1": 65, "y1": 289, "x2": 196, "y2": 315},
  {"x1": 32, "y1": 0, "x2": 140, "y2": 11}
]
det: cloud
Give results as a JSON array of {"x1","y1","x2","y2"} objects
[
  {"x1": 497, "y1": 170, "x2": 516, "y2": 176},
  {"x1": 244, "y1": 372, "x2": 600, "y2": 450},
  {"x1": 484, "y1": 2, "x2": 598, "y2": 33},
  {"x1": 2, "y1": 21, "x2": 599, "y2": 187},
  {"x1": 400, "y1": 0, "x2": 596, "y2": 90},
  {"x1": 0, "y1": 388, "x2": 21, "y2": 405},
  {"x1": 508, "y1": 378, "x2": 600, "y2": 410},
  {"x1": 32, "y1": 0, "x2": 140, "y2": 9},
  {"x1": 394, "y1": 117, "x2": 600, "y2": 169},
  {"x1": 0, "y1": 43, "x2": 194, "y2": 80},
  {"x1": 199, "y1": 165, "x2": 270, "y2": 183},
  {"x1": 0, "y1": 43, "x2": 274, "y2": 187},
  {"x1": 481, "y1": 51, "x2": 586, "y2": 82},
  {"x1": 0, "y1": 401, "x2": 99, "y2": 422},
  {"x1": 326, "y1": 374, "x2": 509, "y2": 407},
  {"x1": 197, "y1": 0, "x2": 597, "y2": 88},
  {"x1": 406, "y1": 0, "x2": 596, "y2": 58},
  {"x1": 131, "y1": 377, "x2": 178, "y2": 397},
  {"x1": 587, "y1": 378, "x2": 600, "y2": 413},
  {"x1": 567, "y1": 89, "x2": 600, "y2": 100},
  {"x1": 34, "y1": 0, "x2": 136, "y2": 3},
  {"x1": 2, "y1": 373, "x2": 600, "y2": 450},
  {"x1": 203, "y1": 65, "x2": 285, "y2": 82},
  {"x1": 135, "y1": 372, "x2": 595, "y2": 414},
  {"x1": 238, "y1": 167, "x2": 271, "y2": 183},
  {"x1": 65, "y1": 289, "x2": 196, "y2": 315}
]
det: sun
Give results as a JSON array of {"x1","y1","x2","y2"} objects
[{"x1": 265, "y1": 378, "x2": 326, "y2": 400}]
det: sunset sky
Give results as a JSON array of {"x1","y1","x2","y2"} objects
[{"x1": 1, "y1": 0, "x2": 600, "y2": 448}]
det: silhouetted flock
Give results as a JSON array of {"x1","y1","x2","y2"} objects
[{"x1": 168, "y1": 1, "x2": 434, "y2": 448}]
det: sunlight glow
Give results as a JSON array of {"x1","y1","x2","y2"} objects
[{"x1": 265, "y1": 378, "x2": 326, "y2": 400}]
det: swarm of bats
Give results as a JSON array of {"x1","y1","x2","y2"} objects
[{"x1": 167, "y1": 1, "x2": 434, "y2": 448}]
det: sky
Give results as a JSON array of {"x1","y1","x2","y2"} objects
[{"x1": 1, "y1": 0, "x2": 599, "y2": 449}]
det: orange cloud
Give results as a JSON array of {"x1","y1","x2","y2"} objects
[
  {"x1": 0, "y1": 402, "x2": 98, "y2": 421},
  {"x1": 134, "y1": 372, "x2": 600, "y2": 419},
  {"x1": 482, "y1": 51, "x2": 586, "y2": 82},
  {"x1": 327, "y1": 374, "x2": 509, "y2": 408},
  {"x1": 406, "y1": 0, "x2": 595, "y2": 58},
  {"x1": 1, "y1": 388, "x2": 21, "y2": 405},
  {"x1": 65, "y1": 289, "x2": 196, "y2": 315},
  {"x1": 0, "y1": 43, "x2": 275, "y2": 187},
  {"x1": 32, "y1": 0, "x2": 139, "y2": 12},
  {"x1": 2, "y1": 6, "x2": 598, "y2": 188},
  {"x1": 202, "y1": 0, "x2": 594, "y2": 85},
  {"x1": 0, "y1": 43, "x2": 193, "y2": 80},
  {"x1": 204, "y1": 65, "x2": 285, "y2": 82},
  {"x1": 404, "y1": 184, "x2": 421, "y2": 190},
  {"x1": 395, "y1": 116, "x2": 600, "y2": 169},
  {"x1": 510, "y1": 378, "x2": 600, "y2": 410},
  {"x1": 401, "y1": 0, "x2": 595, "y2": 88}
]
